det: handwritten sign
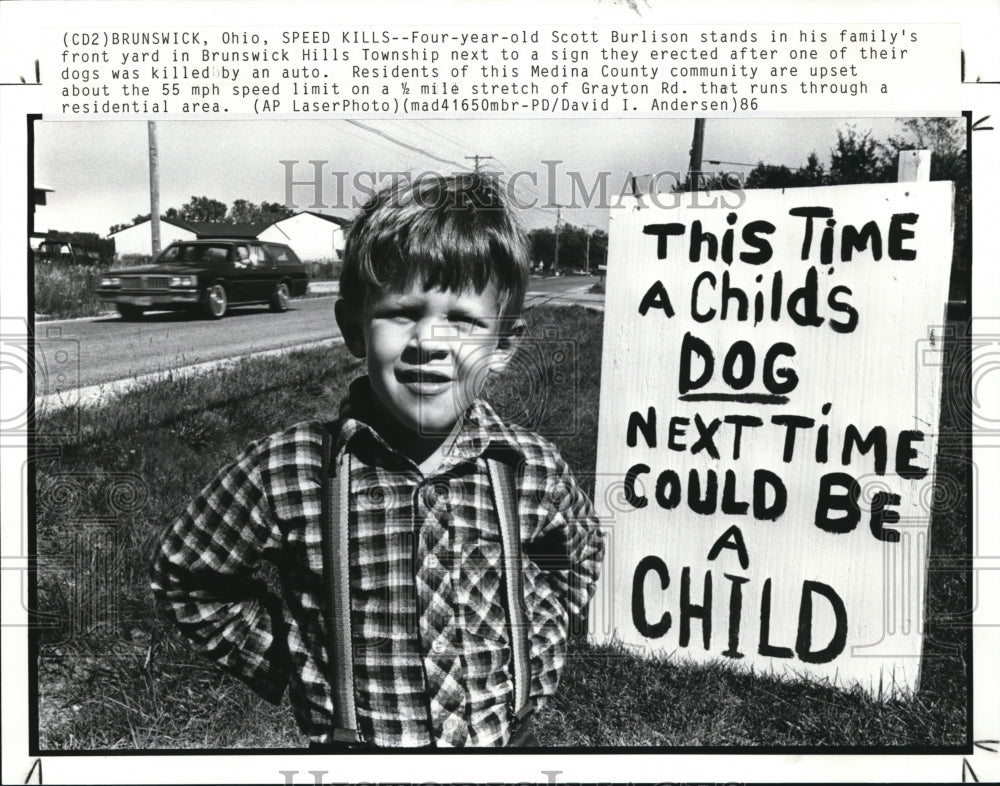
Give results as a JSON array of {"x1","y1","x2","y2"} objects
[{"x1": 589, "y1": 182, "x2": 954, "y2": 697}]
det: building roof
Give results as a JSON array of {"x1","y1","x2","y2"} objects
[
  {"x1": 186, "y1": 221, "x2": 271, "y2": 239},
  {"x1": 108, "y1": 216, "x2": 196, "y2": 237},
  {"x1": 109, "y1": 211, "x2": 349, "y2": 240},
  {"x1": 263, "y1": 211, "x2": 353, "y2": 228},
  {"x1": 299, "y1": 211, "x2": 351, "y2": 227}
]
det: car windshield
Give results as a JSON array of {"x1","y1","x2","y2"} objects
[{"x1": 156, "y1": 244, "x2": 231, "y2": 264}]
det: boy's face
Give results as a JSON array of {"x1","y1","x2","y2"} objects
[{"x1": 337, "y1": 279, "x2": 520, "y2": 437}]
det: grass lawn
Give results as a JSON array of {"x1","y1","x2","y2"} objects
[{"x1": 33, "y1": 304, "x2": 969, "y2": 750}]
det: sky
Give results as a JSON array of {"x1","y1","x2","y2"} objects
[{"x1": 33, "y1": 117, "x2": 904, "y2": 237}]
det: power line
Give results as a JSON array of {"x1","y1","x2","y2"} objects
[
  {"x1": 388, "y1": 121, "x2": 472, "y2": 163},
  {"x1": 465, "y1": 154, "x2": 495, "y2": 173},
  {"x1": 342, "y1": 120, "x2": 558, "y2": 220},
  {"x1": 345, "y1": 119, "x2": 467, "y2": 170},
  {"x1": 412, "y1": 120, "x2": 476, "y2": 154}
]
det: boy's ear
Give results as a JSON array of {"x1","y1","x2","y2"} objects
[
  {"x1": 334, "y1": 299, "x2": 367, "y2": 359},
  {"x1": 489, "y1": 318, "x2": 526, "y2": 372}
]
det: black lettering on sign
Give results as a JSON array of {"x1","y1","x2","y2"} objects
[
  {"x1": 758, "y1": 577, "x2": 794, "y2": 659},
  {"x1": 772, "y1": 414, "x2": 815, "y2": 463},
  {"x1": 725, "y1": 414, "x2": 764, "y2": 460},
  {"x1": 788, "y1": 206, "x2": 834, "y2": 260},
  {"x1": 707, "y1": 524, "x2": 750, "y2": 570},
  {"x1": 688, "y1": 468, "x2": 718, "y2": 515},
  {"x1": 680, "y1": 567, "x2": 712, "y2": 650},
  {"x1": 888, "y1": 213, "x2": 918, "y2": 260},
  {"x1": 787, "y1": 266, "x2": 824, "y2": 328},
  {"x1": 895, "y1": 429, "x2": 928, "y2": 479},
  {"x1": 828, "y1": 285, "x2": 860, "y2": 333},
  {"x1": 668, "y1": 416, "x2": 689, "y2": 451},
  {"x1": 690, "y1": 414, "x2": 722, "y2": 458},
  {"x1": 721, "y1": 470, "x2": 750, "y2": 515},
  {"x1": 626, "y1": 407, "x2": 657, "y2": 448},
  {"x1": 763, "y1": 342, "x2": 798, "y2": 394},
  {"x1": 624, "y1": 463, "x2": 650, "y2": 508},
  {"x1": 869, "y1": 491, "x2": 902, "y2": 543},
  {"x1": 655, "y1": 470, "x2": 681, "y2": 509},
  {"x1": 841, "y1": 220, "x2": 883, "y2": 261},
  {"x1": 632, "y1": 555, "x2": 671, "y2": 638},
  {"x1": 642, "y1": 223, "x2": 685, "y2": 259},
  {"x1": 740, "y1": 220, "x2": 776, "y2": 264},
  {"x1": 679, "y1": 331, "x2": 715, "y2": 394},
  {"x1": 842, "y1": 424, "x2": 887, "y2": 475},
  {"x1": 723, "y1": 573, "x2": 750, "y2": 659},
  {"x1": 753, "y1": 469, "x2": 787, "y2": 520},
  {"x1": 638, "y1": 280, "x2": 675, "y2": 317},
  {"x1": 795, "y1": 580, "x2": 848, "y2": 664},
  {"x1": 815, "y1": 472, "x2": 861, "y2": 534}
]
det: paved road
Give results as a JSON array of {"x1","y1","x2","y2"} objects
[{"x1": 36, "y1": 275, "x2": 600, "y2": 396}]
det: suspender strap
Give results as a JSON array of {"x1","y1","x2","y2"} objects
[
  {"x1": 319, "y1": 429, "x2": 361, "y2": 745},
  {"x1": 487, "y1": 457, "x2": 533, "y2": 722}
]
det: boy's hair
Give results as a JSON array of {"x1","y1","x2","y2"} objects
[{"x1": 340, "y1": 173, "x2": 531, "y2": 321}]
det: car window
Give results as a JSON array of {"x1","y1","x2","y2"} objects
[
  {"x1": 157, "y1": 244, "x2": 232, "y2": 264},
  {"x1": 234, "y1": 245, "x2": 251, "y2": 266},
  {"x1": 264, "y1": 244, "x2": 294, "y2": 264},
  {"x1": 201, "y1": 246, "x2": 230, "y2": 263},
  {"x1": 158, "y1": 245, "x2": 183, "y2": 262}
]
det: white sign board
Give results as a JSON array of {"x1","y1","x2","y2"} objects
[{"x1": 589, "y1": 182, "x2": 954, "y2": 697}]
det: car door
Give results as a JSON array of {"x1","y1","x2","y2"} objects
[
  {"x1": 215, "y1": 244, "x2": 249, "y2": 302},
  {"x1": 245, "y1": 244, "x2": 276, "y2": 301},
  {"x1": 228, "y1": 243, "x2": 273, "y2": 303},
  {"x1": 263, "y1": 243, "x2": 302, "y2": 294}
]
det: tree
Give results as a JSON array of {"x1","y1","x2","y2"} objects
[
  {"x1": 177, "y1": 195, "x2": 228, "y2": 223},
  {"x1": 528, "y1": 223, "x2": 606, "y2": 273},
  {"x1": 744, "y1": 153, "x2": 825, "y2": 189},
  {"x1": 827, "y1": 126, "x2": 894, "y2": 185},
  {"x1": 588, "y1": 229, "x2": 608, "y2": 271},
  {"x1": 111, "y1": 196, "x2": 296, "y2": 235},
  {"x1": 227, "y1": 199, "x2": 295, "y2": 224},
  {"x1": 528, "y1": 227, "x2": 556, "y2": 271}
]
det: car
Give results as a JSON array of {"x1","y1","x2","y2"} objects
[
  {"x1": 36, "y1": 240, "x2": 108, "y2": 265},
  {"x1": 95, "y1": 239, "x2": 309, "y2": 320}
]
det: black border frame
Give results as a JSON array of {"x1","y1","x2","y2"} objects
[{"x1": 24, "y1": 113, "x2": 975, "y2": 758}]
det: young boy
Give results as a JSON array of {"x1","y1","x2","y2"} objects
[{"x1": 150, "y1": 173, "x2": 605, "y2": 748}]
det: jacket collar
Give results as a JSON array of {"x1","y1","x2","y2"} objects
[{"x1": 332, "y1": 376, "x2": 524, "y2": 473}]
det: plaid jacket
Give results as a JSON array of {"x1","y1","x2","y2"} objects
[{"x1": 150, "y1": 379, "x2": 604, "y2": 747}]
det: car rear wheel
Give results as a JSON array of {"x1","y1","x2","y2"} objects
[
  {"x1": 117, "y1": 304, "x2": 144, "y2": 321},
  {"x1": 269, "y1": 282, "x2": 291, "y2": 313},
  {"x1": 203, "y1": 283, "x2": 228, "y2": 319}
]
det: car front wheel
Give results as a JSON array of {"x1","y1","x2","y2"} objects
[
  {"x1": 269, "y1": 281, "x2": 291, "y2": 313},
  {"x1": 203, "y1": 284, "x2": 228, "y2": 319}
]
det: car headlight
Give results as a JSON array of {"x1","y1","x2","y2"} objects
[
  {"x1": 100, "y1": 277, "x2": 121, "y2": 287},
  {"x1": 169, "y1": 276, "x2": 196, "y2": 287}
]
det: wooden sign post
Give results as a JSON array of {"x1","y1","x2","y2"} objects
[{"x1": 589, "y1": 182, "x2": 954, "y2": 697}]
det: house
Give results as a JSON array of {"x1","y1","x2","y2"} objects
[
  {"x1": 257, "y1": 211, "x2": 350, "y2": 261},
  {"x1": 109, "y1": 217, "x2": 198, "y2": 256},
  {"x1": 107, "y1": 212, "x2": 351, "y2": 261}
]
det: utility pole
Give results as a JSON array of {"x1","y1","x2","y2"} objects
[
  {"x1": 584, "y1": 223, "x2": 598, "y2": 274},
  {"x1": 465, "y1": 154, "x2": 495, "y2": 173},
  {"x1": 553, "y1": 204, "x2": 563, "y2": 277},
  {"x1": 147, "y1": 121, "x2": 161, "y2": 257},
  {"x1": 688, "y1": 118, "x2": 706, "y2": 191}
]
